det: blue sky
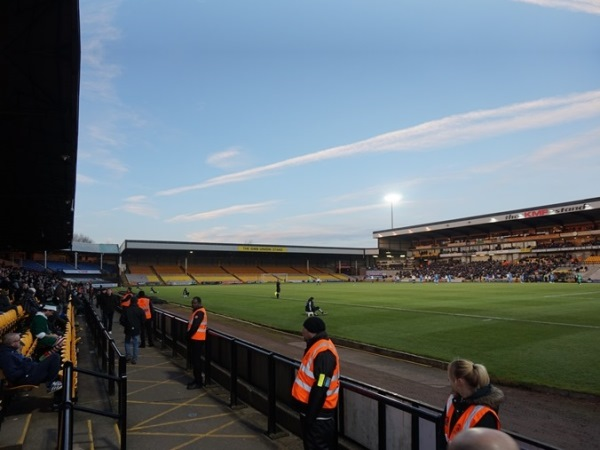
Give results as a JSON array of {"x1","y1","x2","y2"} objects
[{"x1": 75, "y1": 0, "x2": 600, "y2": 248}]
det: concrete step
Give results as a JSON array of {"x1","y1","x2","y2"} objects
[{"x1": 0, "y1": 412, "x2": 32, "y2": 450}]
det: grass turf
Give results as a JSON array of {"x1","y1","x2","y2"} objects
[{"x1": 144, "y1": 282, "x2": 600, "y2": 395}]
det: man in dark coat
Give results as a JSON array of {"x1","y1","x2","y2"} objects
[{"x1": 121, "y1": 296, "x2": 146, "y2": 364}]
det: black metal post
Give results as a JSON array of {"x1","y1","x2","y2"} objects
[
  {"x1": 267, "y1": 353, "x2": 277, "y2": 435},
  {"x1": 230, "y1": 341, "x2": 238, "y2": 408}
]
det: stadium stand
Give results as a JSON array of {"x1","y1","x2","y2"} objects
[
  {"x1": 153, "y1": 265, "x2": 194, "y2": 285},
  {"x1": 222, "y1": 265, "x2": 265, "y2": 283},
  {"x1": 126, "y1": 265, "x2": 161, "y2": 284},
  {"x1": 46, "y1": 261, "x2": 77, "y2": 272},
  {"x1": 0, "y1": 306, "x2": 25, "y2": 336},
  {"x1": 313, "y1": 266, "x2": 350, "y2": 281},
  {"x1": 186, "y1": 265, "x2": 240, "y2": 284},
  {"x1": 584, "y1": 255, "x2": 600, "y2": 264},
  {"x1": 21, "y1": 260, "x2": 48, "y2": 272}
]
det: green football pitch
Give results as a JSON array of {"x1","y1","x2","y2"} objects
[{"x1": 143, "y1": 282, "x2": 600, "y2": 395}]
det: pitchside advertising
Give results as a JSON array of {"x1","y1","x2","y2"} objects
[{"x1": 504, "y1": 202, "x2": 595, "y2": 221}]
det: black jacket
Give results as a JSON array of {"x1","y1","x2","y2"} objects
[{"x1": 121, "y1": 305, "x2": 146, "y2": 336}]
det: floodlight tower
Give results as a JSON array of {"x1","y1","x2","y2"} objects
[{"x1": 384, "y1": 194, "x2": 401, "y2": 229}]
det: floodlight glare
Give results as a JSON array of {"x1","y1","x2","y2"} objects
[{"x1": 384, "y1": 194, "x2": 402, "y2": 228}]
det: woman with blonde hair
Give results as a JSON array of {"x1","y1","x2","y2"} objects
[{"x1": 443, "y1": 358, "x2": 505, "y2": 445}]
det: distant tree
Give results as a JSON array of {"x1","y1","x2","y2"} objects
[{"x1": 73, "y1": 233, "x2": 94, "y2": 243}]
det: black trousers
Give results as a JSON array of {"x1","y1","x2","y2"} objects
[
  {"x1": 16, "y1": 352, "x2": 61, "y2": 386},
  {"x1": 189, "y1": 339, "x2": 205, "y2": 385},
  {"x1": 102, "y1": 309, "x2": 114, "y2": 332},
  {"x1": 300, "y1": 414, "x2": 337, "y2": 450},
  {"x1": 140, "y1": 318, "x2": 153, "y2": 345}
]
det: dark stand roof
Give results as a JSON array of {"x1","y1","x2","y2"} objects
[{"x1": 0, "y1": 0, "x2": 81, "y2": 251}]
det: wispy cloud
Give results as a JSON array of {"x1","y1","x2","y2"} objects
[
  {"x1": 157, "y1": 90, "x2": 600, "y2": 197},
  {"x1": 167, "y1": 201, "x2": 279, "y2": 223},
  {"x1": 290, "y1": 204, "x2": 382, "y2": 221},
  {"x1": 119, "y1": 196, "x2": 159, "y2": 218},
  {"x1": 80, "y1": 1, "x2": 123, "y2": 101},
  {"x1": 513, "y1": 0, "x2": 600, "y2": 15},
  {"x1": 76, "y1": 174, "x2": 97, "y2": 185},
  {"x1": 527, "y1": 127, "x2": 600, "y2": 163},
  {"x1": 186, "y1": 223, "x2": 371, "y2": 246},
  {"x1": 206, "y1": 147, "x2": 244, "y2": 170}
]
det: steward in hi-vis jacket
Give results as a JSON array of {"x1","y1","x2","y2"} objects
[{"x1": 291, "y1": 316, "x2": 340, "y2": 450}]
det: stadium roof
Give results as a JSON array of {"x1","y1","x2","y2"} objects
[
  {"x1": 373, "y1": 197, "x2": 600, "y2": 243},
  {"x1": 71, "y1": 242, "x2": 120, "y2": 255},
  {"x1": 0, "y1": 1, "x2": 81, "y2": 251},
  {"x1": 120, "y1": 240, "x2": 372, "y2": 256}
]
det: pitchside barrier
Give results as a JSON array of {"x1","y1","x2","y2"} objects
[{"x1": 150, "y1": 307, "x2": 560, "y2": 450}]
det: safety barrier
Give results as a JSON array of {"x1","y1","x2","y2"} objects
[
  {"x1": 151, "y1": 306, "x2": 560, "y2": 450},
  {"x1": 55, "y1": 299, "x2": 128, "y2": 450}
]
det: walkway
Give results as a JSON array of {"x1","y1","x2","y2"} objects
[{"x1": 0, "y1": 312, "x2": 303, "y2": 450}]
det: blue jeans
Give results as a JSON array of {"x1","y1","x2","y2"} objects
[{"x1": 124, "y1": 334, "x2": 139, "y2": 361}]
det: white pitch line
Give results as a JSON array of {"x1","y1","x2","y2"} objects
[
  {"x1": 337, "y1": 303, "x2": 600, "y2": 330},
  {"x1": 543, "y1": 290, "x2": 600, "y2": 298}
]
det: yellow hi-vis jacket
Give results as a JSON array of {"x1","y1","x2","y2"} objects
[
  {"x1": 291, "y1": 338, "x2": 340, "y2": 409},
  {"x1": 444, "y1": 395, "x2": 500, "y2": 442},
  {"x1": 187, "y1": 307, "x2": 207, "y2": 341}
]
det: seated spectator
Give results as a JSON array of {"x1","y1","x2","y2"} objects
[
  {"x1": 29, "y1": 304, "x2": 65, "y2": 356},
  {"x1": 305, "y1": 296, "x2": 326, "y2": 315},
  {"x1": 0, "y1": 288, "x2": 18, "y2": 313},
  {"x1": 0, "y1": 332, "x2": 62, "y2": 393},
  {"x1": 18, "y1": 286, "x2": 41, "y2": 317},
  {"x1": 448, "y1": 428, "x2": 519, "y2": 450}
]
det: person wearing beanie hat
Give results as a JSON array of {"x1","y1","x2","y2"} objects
[
  {"x1": 291, "y1": 316, "x2": 340, "y2": 449},
  {"x1": 302, "y1": 316, "x2": 326, "y2": 334}
]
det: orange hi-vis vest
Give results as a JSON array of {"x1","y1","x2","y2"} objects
[
  {"x1": 121, "y1": 293, "x2": 132, "y2": 308},
  {"x1": 137, "y1": 297, "x2": 151, "y2": 319},
  {"x1": 291, "y1": 338, "x2": 340, "y2": 409},
  {"x1": 187, "y1": 307, "x2": 207, "y2": 341},
  {"x1": 444, "y1": 394, "x2": 500, "y2": 442}
]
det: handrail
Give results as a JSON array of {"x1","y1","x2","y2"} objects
[
  {"x1": 57, "y1": 362, "x2": 74, "y2": 450},
  {"x1": 152, "y1": 305, "x2": 561, "y2": 450},
  {"x1": 51, "y1": 300, "x2": 562, "y2": 450},
  {"x1": 54, "y1": 298, "x2": 128, "y2": 450}
]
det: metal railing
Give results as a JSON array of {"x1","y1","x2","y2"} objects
[
  {"x1": 54, "y1": 301, "x2": 562, "y2": 450},
  {"x1": 56, "y1": 300, "x2": 128, "y2": 450},
  {"x1": 151, "y1": 306, "x2": 561, "y2": 450}
]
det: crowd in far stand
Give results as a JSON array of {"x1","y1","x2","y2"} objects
[{"x1": 381, "y1": 255, "x2": 590, "y2": 283}]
